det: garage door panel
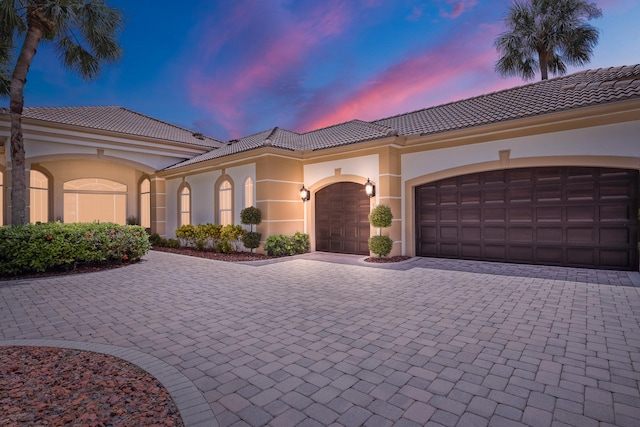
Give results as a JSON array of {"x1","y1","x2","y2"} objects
[
  {"x1": 485, "y1": 208, "x2": 506, "y2": 222},
  {"x1": 441, "y1": 209, "x2": 458, "y2": 221},
  {"x1": 536, "y1": 247, "x2": 563, "y2": 262},
  {"x1": 461, "y1": 244, "x2": 481, "y2": 257},
  {"x1": 536, "y1": 186, "x2": 562, "y2": 202},
  {"x1": 510, "y1": 208, "x2": 533, "y2": 222},
  {"x1": 484, "y1": 245, "x2": 506, "y2": 259},
  {"x1": 440, "y1": 226, "x2": 458, "y2": 240},
  {"x1": 509, "y1": 246, "x2": 534, "y2": 261},
  {"x1": 416, "y1": 167, "x2": 638, "y2": 270},
  {"x1": 537, "y1": 227, "x2": 563, "y2": 243},
  {"x1": 600, "y1": 227, "x2": 630, "y2": 244},
  {"x1": 599, "y1": 205, "x2": 630, "y2": 222},
  {"x1": 510, "y1": 227, "x2": 533, "y2": 242},
  {"x1": 600, "y1": 250, "x2": 632, "y2": 268},
  {"x1": 440, "y1": 243, "x2": 459, "y2": 256},
  {"x1": 566, "y1": 184, "x2": 596, "y2": 201},
  {"x1": 461, "y1": 209, "x2": 481, "y2": 221},
  {"x1": 567, "y1": 206, "x2": 595, "y2": 222},
  {"x1": 484, "y1": 189, "x2": 506, "y2": 203},
  {"x1": 462, "y1": 226, "x2": 481, "y2": 240},
  {"x1": 484, "y1": 227, "x2": 506, "y2": 241},
  {"x1": 567, "y1": 227, "x2": 595, "y2": 244},
  {"x1": 536, "y1": 207, "x2": 561, "y2": 222}
]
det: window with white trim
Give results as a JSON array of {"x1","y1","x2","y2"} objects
[
  {"x1": 30, "y1": 170, "x2": 49, "y2": 223},
  {"x1": 219, "y1": 180, "x2": 232, "y2": 225}
]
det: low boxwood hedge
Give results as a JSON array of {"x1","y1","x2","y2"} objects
[{"x1": 0, "y1": 222, "x2": 150, "y2": 277}]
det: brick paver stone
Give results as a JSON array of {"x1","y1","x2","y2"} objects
[{"x1": 1, "y1": 251, "x2": 639, "y2": 427}]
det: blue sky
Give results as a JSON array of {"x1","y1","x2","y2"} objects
[{"x1": 12, "y1": 0, "x2": 640, "y2": 141}]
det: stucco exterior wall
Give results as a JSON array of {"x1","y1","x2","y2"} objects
[{"x1": 401, "y1": 120, "x2": 640, "y2": 255}]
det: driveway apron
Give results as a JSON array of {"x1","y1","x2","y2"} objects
[{"x1": 1, "y1": 251, "x2": 640, "y2": 427}]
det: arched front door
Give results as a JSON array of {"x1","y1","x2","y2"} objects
[{"x1": 315, "y1": 182, "x2": 370, "y2": 255}]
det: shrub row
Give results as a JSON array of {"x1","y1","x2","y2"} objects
[
  {"x1": 174, "y1": 224, "x2": 245, "y2": 254},
  {"x1": 0, "y1": 222, "x2": 150, "y2": 277},
  {"x1": 264, "y1": 232, "x2": 310, "y2": 257}
]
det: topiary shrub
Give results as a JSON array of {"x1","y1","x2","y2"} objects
[
  {"x1": 240, "y1": 206, "x2": 262, "y2": 228},
  {"x1": 368, "y1": 235, "x2": 393, "y2": 257},
  {"x1": 369, "y1": 204, "x2": 393, "y2": 228},
  {"x1": 0, "y1": 222, "x2": 150, "y2": 277},
  {"x1": 240, "y1": 206, "x2": 262, "y2": 252},
  {"x1": 368, "y1": 204, "x2": 394, "y2": 257},
  {"x1": 241, "y1": 231, "x2": 262, "y2": 252}
]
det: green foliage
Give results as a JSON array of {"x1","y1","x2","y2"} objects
[
  {"x1": 494, "y1": 0, "x2": 602, "y2": 81},
  {"x1": 368, "y1": 235, "x2": 393, "y2": 257},
  {"x1": 264, "y1": 232, "x2": 310, "y2": 257},
  {"x1": 241, "y1": 231, "x2": 262, "y2": 252},
  {"x1": 0, "y1": 222, "x2": 150, "y2": 277},
  {"x1": 148, "y1": 233, "x2": 180, "y2": 249},
  {"x1": 292, "y1": 231, "x2": 311, "y2": 254},
  {"x1": 240, "y1": 207, "x2": 262, "y2": 228},
  {"x1": 174, "y1": 223, "x2": 245, "y2": 253},
  {"x1": 369, "y1": 205, "x2": 393, "y2": 228}
]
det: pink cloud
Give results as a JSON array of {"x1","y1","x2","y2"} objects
[
  {"x1": 441, "y1": 0, "x2": 478, "y2": 19},
  {"x1": 296, "y1": 24, "x2": 519, "y2": 132},
  {"x1": 186, "y1": 0, "x2": 352, "y2": 138}
]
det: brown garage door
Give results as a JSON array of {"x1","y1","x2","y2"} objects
[
  {"x1": 316, "y1": 182, "x2": 370, "y2": 255},
  {"x1": 416, "y1": 167, "x2": 639, "y2": 270}
]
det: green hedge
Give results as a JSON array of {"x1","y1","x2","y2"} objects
[
  {"x1": 174, "y1": 223, "x2": 245, "y2": 253},
  {"x1": 264, "y1": 232, "x2": 310, "y2": 257},
  {"x1": 0, "y1": 222, "x2": 150, "y2": 277}
]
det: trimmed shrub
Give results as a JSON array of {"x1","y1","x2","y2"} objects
[
  {"x1": 240, "y1": 206, "x2": 262, "y2": 252},
  {"x1": 0, "y1": 222, "x2": 150, "y2": 277},
  {"x1": 368, "y1": 235, "x2": 393, "y2": 257},
  {"x1": 369, "y1": 204, "x2": 393, "y2": 228},
  {"x1": 241, "y1": 231, "x2": 262, "y2": 251},
  {"x1": 264, "y1": 232, "x2": 310, "y2": 257},
  {"x1": 240, "y1": 206, "x2": 262, "y2": 228}
]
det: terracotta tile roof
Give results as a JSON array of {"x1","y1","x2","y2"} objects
[
  {"x1": 0, "y1": 106, "x2": 224, "y2": 149},
  {"x1": 297, "y1": 120, "x2": 396, "y2": 150},
  {"x1": 165, "y1": 127, "x2": 301, "y2": 169},
  {"x1": 373, "y1": 65, "x2": 640, "y2": 136}
]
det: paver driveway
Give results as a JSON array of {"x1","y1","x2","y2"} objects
[{"x1": 2, "y1": 251, "x2": 640, "y2": 427}]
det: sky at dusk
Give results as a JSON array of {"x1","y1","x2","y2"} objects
[{"x1": 12, "y1": 0, "x2": 640, "y2": 141}]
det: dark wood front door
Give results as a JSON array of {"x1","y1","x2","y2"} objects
[
  {"x1": 315, "y1": 182, "x2": 370, "y2": 255},
  {"x1": 416, "y1": 167, "x2": 639, "y2": 270}
]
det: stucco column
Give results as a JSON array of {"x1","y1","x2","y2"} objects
[
  {"x1": 378, "y1": 145, "x2": 403, "y2": 256},
  {"x1": 150, "y1": 176, "x2": 166, "y2": 237}
]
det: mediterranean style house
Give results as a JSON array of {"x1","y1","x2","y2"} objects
[{"x1": 1, "y1": 65, "x2": 639, "y2": 270}]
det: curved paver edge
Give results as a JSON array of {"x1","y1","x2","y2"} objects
[{"x1": 0, "y1": 339, "x2": 218, "y2": 427}]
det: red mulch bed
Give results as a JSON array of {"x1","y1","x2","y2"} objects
[
  {"x1": 0, "y1": 346, "x2": 184, "y2": 426},
  {"x1": 151, "y1": 247, "x2": 273, "y2": 261}
]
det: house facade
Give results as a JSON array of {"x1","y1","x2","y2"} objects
[{"x1": 1, "y1": 65, "x2": 639, "y2": 270}]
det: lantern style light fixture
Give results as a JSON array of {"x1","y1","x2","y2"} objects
[
  {"x1": 300, "y1": 185, "x2": 310, "y2": 202},
  {"x1": 364, "y1": 178, "x2": 376, "y2": 198}
]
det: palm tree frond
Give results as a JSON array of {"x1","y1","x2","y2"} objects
[
  {"x1": 56, "y1": 35, "x2": 99, "y2": 79},
  {"x1": 0, "y1": 0, "x2": 27, "y2": 38}
]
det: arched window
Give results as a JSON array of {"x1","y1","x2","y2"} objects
[
  {"x1": 244, "y1": 177, "x2": 253, "y2": 208},
  {"x1": 219, "y1": 180, "x2": 232, "y2": 225},
  {"x1": 140, "y1": 178, "x2": 151, "y2": 228},
  {"x1": 179, "y1": 184, "x2": 191, "y2": 226},
  {"x1": 64, "y1": 178, "x2": 126, "y2": 224},
  {"x1": 30, "y1": 170, "x2": 49, "y2": 223}
]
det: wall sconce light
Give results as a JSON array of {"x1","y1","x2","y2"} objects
[
  {"x1": 300, "y1": 185, "x2": 310, "y2": 202},
  {"x1": 364, "y1": 178, "x2": 376, "y2": 198}
]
